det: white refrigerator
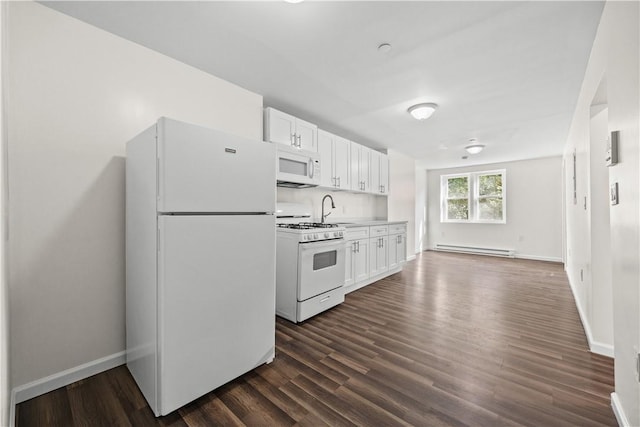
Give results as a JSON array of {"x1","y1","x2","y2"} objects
[{"x1": 126, "y1": 117, "x2": 276, "y2": 416}]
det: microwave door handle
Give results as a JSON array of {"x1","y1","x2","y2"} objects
[{"x1": 308, "y1": 159, "x2": 314, "y2": 178}]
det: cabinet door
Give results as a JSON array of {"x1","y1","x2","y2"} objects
[
  {"x1": 370, "y1": 236, "x2": 389, "y2": 276},
  {"x1": 354, "y1": 238, "x2": 370, "y2": 283},
  {"x1": 334, "y1": 136, "x2": 350, "y2": 190},
  {"x1": 379, "y1": 154, "x2": 389, "y2": 195},
  {"x1": 344, "y1": 241, "x2": 355, "y2": 287},
  {"x1": 296, "y1": 118, "x2": 318, "y2": 152},
  {"x1": 265, "y1": 108, "x2": 295, "y2": 146},
  {"x1": 388, "y1": 233, "x2": 399, "y2": 270},
  {"x1": 317, "y1": 130, "x2": 335, "y2": 188},
  {"x1": 350, "y1": 142, "x2": 361, "y2": 191},
  {"x1": 398, "y1": 233, "x2": 406, "y2": 264},
  {"x1": 378, "y1": 236, "x2": 389, "y2": 273},
  {"x1": 359, "y1": 146, "x2": 371, "y2": 192},
  {"x1": 370, "y1": 150, "x2": 380, "y2": 194}
]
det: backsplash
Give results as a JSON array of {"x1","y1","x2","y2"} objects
[{"x1": 277, "y1": 187, "x2": 387, "y2": 222}]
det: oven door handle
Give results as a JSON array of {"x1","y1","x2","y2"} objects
[{"x1": 299, "y1": 239, "x2": 344, "y2": 251}]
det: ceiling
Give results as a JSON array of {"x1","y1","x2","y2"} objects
[{"x1": 42, "y1": 1, "x2": 604, "y2": 170}]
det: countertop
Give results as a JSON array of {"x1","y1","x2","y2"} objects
[{"x1": 328, "y1": 220, "x2": 408, "y2": 228}]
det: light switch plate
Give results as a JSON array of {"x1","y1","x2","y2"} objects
[
  {"x1": 610, "y1": 182, "x2": 619, "y2": 205},
  {"x1": 606, "y1": 131, "x2": 619, "y2": 166}
]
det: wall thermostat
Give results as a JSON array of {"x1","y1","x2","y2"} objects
[{"x1": 606, "y1": 130, "x2": 619, "y2": 166}]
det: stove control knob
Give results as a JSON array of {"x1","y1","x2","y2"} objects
[
  {"x1": 314, "y1": 233, "x2": 319, "y2": 240},
  {"x1": 324, "y1": 232, "x2": 330, "y2": 238}
]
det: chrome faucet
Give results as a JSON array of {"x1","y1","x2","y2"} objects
[{"x1": 321, "y1": 194, "x2": 335, "y2": 224}]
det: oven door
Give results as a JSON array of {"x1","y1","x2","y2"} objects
[{"x1": 297, "y1": 239, "x2": 345, "y2": 301}]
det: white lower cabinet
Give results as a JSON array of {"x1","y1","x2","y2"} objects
[
  {"x1": 345, "y1": 227, "x2": 370, "y2": 288},
  {"x1": 389, "y1": 233, "x2": 407, "y2": 270},
  {"x1": 344, "y1": 223, "x2": 406, "y2": 293},
  {"x1": 388, "y1": 224, "x2": 407, "y2": 270},
  {"x1": 369, "y1": 235, "x2": 388, "y2": 277},
  {"x1": 369, "y1": 225, "x2": 389, "y2": 277}
]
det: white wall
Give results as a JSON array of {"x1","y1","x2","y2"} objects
[
  {"x1": 387, "y1": 150, "x2": 416, "y2": 259},
  {"x1": 277, "y1": 187, "x2": 386, "y2": 222},
  {"x1": 415, "y1": 167, "x2": 427, "y2": 254},
  {"x1": 427, "y1": 157, "x2": 563, "y2": 261},
  {"x1": 563, "y1": 1, "x2": 639, "y2": 424},
  {"x1": 588, "y1": 105, "x2": 613, "y2": 353},
  {"x1": 7, "y1": 1, "x2": 263, "y2": 390},
  {"x1": 0, "y1": 2, "x2": 9, "y2": 425}
]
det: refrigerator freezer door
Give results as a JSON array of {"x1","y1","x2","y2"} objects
[
  {"x1": 157, "y1": 214, "x2": 276, "y2": 416},
  {"x1": 157, "y1": 118, "x2": 276, "y2": 213}
]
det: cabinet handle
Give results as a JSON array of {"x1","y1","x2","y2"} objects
[
  {"x1": 290, "y1": 133, "x2": 296, "y2": 146},
  {"x1": 332, "y1": 177, "x2": 336, "y2": 186},
  {"x1": 297, "y1": 134, "x2": 302, "y2": 147},
  {"x1": 337, "y1": 176, "x2": 341, "y2": 188}
]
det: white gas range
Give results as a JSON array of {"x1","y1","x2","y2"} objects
[{"x1": 275, "y1": 204, "x2": 346, "y2": 323}]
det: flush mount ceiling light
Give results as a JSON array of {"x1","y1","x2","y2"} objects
[
  {"x1": 465, "y1": 139, "x2": 485, "y2": 154},
  {"x1": 284, "y1": 0, "x2": 304, "y2": 3},
  {"x1": 378, "y1": 43, "x2": 392, "y2": 54},
  {"x1": 408, "y1": 103, "x2": 438, "y2": 120}
]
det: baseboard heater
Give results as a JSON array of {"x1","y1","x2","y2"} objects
[{"x1": 434, "y1": 244, "x2": 515, "y2": 258}]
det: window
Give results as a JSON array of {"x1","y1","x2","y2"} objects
[{"x1": 441, "y1": 170, "x2": 506, "y2": 223}]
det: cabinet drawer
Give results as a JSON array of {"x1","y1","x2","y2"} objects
[
  {"x1": 345, "y1": 226, "x2": 369, "y2": 240},
  {"x1": 297, "y1": 286, "x2": 344, "y2": 322},
  {"x1": 389, "y1": 223, "x2": 406, "y2": 234},
  {"x1": 370, "y1": 225, "x2": 388, "y2": 236}
]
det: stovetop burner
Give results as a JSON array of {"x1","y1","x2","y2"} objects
[{"x1": 277, "y1": 222, "x2": 339, "y2": 230}]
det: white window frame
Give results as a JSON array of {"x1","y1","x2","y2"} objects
[
  {"x1": 441, "y1": 169, "x2": 506, "y2": 224},
  {"x1": 441, "y1": 173, "x2": 470, "y2": 223}
]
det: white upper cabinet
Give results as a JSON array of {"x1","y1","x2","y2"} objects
[
  {"x1": 264, "y1": 107, "x2": 317, "y2": 151},
  {"x1": 295, "y1": 118, "x2": 318, "y2": 152},
  {"x1": 379, "y1": 154, "x2": 389, "y2": 195},
  {"x1": 318, "y1": 130, "x2": 351, "y2": 190},
  {"x1": 370, "y1": 150, "x2": 380, "y2": 195},
  {"x1": 317, "y1": 130, "x2": 334, "y2": 188},
  {"x1": 334, "y1": 136, "x2": 350, "y2": 190},
  {"x1": 350, "y1": 142, "x2": 370, "y2": 192},
  {"x1": 266, "y1": 107, "x2": 390, "y2": 196},
  {"x1": 369, "y1": 151, "x2": 389, "y2": 195}
]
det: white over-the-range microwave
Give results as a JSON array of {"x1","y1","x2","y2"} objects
[{"x1": 275, "y1": 144, "x2": 321, "y2": 188}]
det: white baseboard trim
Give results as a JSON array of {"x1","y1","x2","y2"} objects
[
  {"x1": 611, "y1": 392, "x2": 630, "y2": 427},
  {"x1": 566, "y1": 276, "x2": 614, "y2": 358},
  {"x1": 590, "y1": 340, "x2": 614, "y2": 358},
  {"x1": 8, "y1": 388, "x2": 15, "y2": 427},
  {"x1": 12, "y1": 351, "x2": 125, "y2": 406},
  {"x1": 514, "y1": 254, "x2": 563, "y2": 263},
  {"x1": 407, "y1": 254, "x2": 416, "y2": 261}
]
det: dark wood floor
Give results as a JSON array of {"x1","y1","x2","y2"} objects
[{"x1": 16, "y1": 251, "x2": 616, "y2": 426}]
